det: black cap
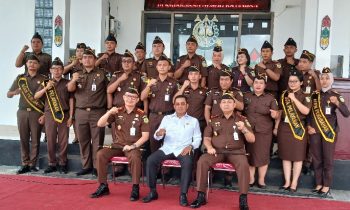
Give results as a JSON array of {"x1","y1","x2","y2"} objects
[
  {"x1": 220, "y1": 68, "x2": 233, "y2": 78},
  {"x1": 126, "y1": 87, "x2": 139, "y2": 96},
  {"x1": 261, "y1": 40, "x2": 273, "y2": 51},
  {"x1": 289, "y1": 69, "x2": 303, "y2": 82},
  {"x1": 51, "y1": 57, "x2": 63, "y2": 67},
  {"x1": 300, "y1": 50, "x2": 315, "y2": 62},
  {"x1": 188, "y1": 66, "x2": 200, "y2": 72},
  {"x1": 255, "y1": 74, "x2": 267, "y2": 83},
  {"x1": 123, "y1": 49, "x2": 134, "y2": 58},
  {"x1": 213, "y1": 45, "x2": 222, "y2": 52},
  {"x1": 76, "y1": 43, "x2": 87, "y2": 49},
  {"x1": 83, "y1": 47, "x2": 96, "y2": 58},
  {"x1": 26, "y1": 54, "x2": 40, "y2": 63},
  {"x1": 322, "y1": 67, "x2": 331, "y2": 74},
  {"x1": 153, "y1": 36, "x2": 164, "y2": 46},
  {"x1": 105, "y1": 34, "x2": 117, "y2": 43},
  {"x1": 221, "y1": 91, "x2": 235, "y2": 100},
  {"x1": 32, "y1": 32, "x2": 43, "y2": 43},
  {"x1": 158, "y1": 54, "x2": 171, "y2": 64},
  {"x1": 186, "y1": 35, "x2": 198, "y2": 45},
  {"x1": 237, "y1": 48, "x2": 251, "y2": 66},
  {"x1": 135, "y1": 42, "x2": 145, "y2": 51},
  {"x1": 284, "y1": 38, "x2": 297, "y2": 47}
]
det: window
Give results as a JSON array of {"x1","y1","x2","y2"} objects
[{"x1": 35, "y1": 0, "x2": 53, "y2": 55}]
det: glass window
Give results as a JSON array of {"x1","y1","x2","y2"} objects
[{"x1": 35, "y1": 0, "x2": 53, "y2": 55}]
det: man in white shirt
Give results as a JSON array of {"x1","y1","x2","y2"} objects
[{"x1": 142, "y1": 95, "x2": 202, "y2": 206}]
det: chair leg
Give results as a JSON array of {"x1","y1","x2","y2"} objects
[
  {"x1": 210, "y1": 169, "x2": 213, "y2": 193},
  {"x1": 207, "y1": 170, "x2": 210, "y2": 201},
  {"x1": 161, "y1": 167, "x2": 165, "y2": 189},
  {"x1": 112, "y1": 164, "x2": 116, "y2": 184}
]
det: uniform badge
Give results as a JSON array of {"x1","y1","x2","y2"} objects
[
  {"x1": 143, "y1": 116, "x2": 149, "y2": 123},
  {"x1": 152, "y1": 93, "x2": 155, "y2": 97},
  {"x1": 133, "y1": 78, "x2": 136, "y2": 81},
  {"x1": 213, "y1": 100, "x2": 217, "y2": 104},
  {"x1": 97, "y1": 74, "x2": 100, "y2": 77},
  {"x1": 306, "y1": 96, "x2": 311, "y2": 102},
  {"x1": 135, "y1": 114, "x2": 139, "y2": 118},
  {"x1": 169, "y1": 82, "x2": 172, "y2": 86},
  {"x1": 37, "y1": 81, "x2": 41, "y2": 84},
  {"x1": 239, "y1": 91, "x2": 243, "y2": 97},
  {"x1": 309, "y1": 76, "x2": 312, "y2": 79},
  {"x1": 339, "y1": 96, "x2": 345, "y2": 103},
  {"x1": 202, "y1": 60, "x2": 207, "y2": 68},
  {"x1": 213, "y1": 131, "x2": 218, "y2": 136},
  {"x1": 117, "y1": 125, "x2": 122, "y2": 130},
  {"x1": 117, "y1": 87, "x2": 121, "y2": 92},
  {"x1": 276, "y1": 63, "x2": 281, "y2": 68},
  {"x1": 251, "y1": 71, "x2": 256, "y2": 77},
  {"x1": 199, "y1": 91, "x2": 203, "y2": 94}
]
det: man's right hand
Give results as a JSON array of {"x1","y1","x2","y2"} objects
[
  {"x1": 156, "y1": 128, "x2": 166, "y2": 137},
  {"x1": 72, "y1": 73, "x2": 80, "y2": 82},
  {"x1": 21, "y1": 45, "x2": 29, "y2": 53},
  {"x1": 101, "y1": 53, "x2": 109, "y2": 60},
  {"x1": 182, "y1": 59, "x2": 191, "y2": 69},
  {"x1": 108, "y1": 107, "x2": 120, "y2": 115},
  {"x1": 147, "y1": 79, "x2": 157, "y2": 87},
  {"x1": 182, "y1": 80, "x2": 190, "y2": 89},
  {"x1": 118, "y1": 73, "x2": 129, "y2": 82},
  {"x1": 207, "y1": 147, "x2": 216, "y2": 156}
]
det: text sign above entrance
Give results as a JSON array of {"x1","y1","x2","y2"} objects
[{"x1": 145, "y1": 0, "x2": 271, "y2": 11}]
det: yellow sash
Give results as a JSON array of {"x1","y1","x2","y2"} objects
[
  {"x1": 281, "y1": 90, "x2": 305, "y2": 140},
  {"x1": 42, "y1": 80, "x2": 65, "y2": 123},
  {"x1": 311, "y1": 92, "x2": 336, "y2": 143},
  {"x1": 18, "y1": 77, "x2": 44, "y2": 114}
]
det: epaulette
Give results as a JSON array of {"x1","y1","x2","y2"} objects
[
  {"x1": 210, "y1": 115, "x2": 219, "y2": 120},
  {"x1": 330, "y1": 89, "x2": 340, "y2": 95},
  {"x1": 230, "y1": 87, "x2": 240, "y2": 91},
  {"x1": 274, "y1": 61, "x2": 282, "y2": 68},
  {"x1": 136, "y1": 108, "x2": 145, "y2": 116},
  {"x1": 236, "y1": 112, "x2": 247, "y2": 120}
]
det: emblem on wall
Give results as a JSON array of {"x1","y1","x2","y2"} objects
[
  {"x1": 320, "y1": 15, "x2": 331, "y2": 50},
  {"x1": 192, "y1": 15, "x2": 222, "y2": 50},
  {"x1": 54, "y1": 15, "x2": 63, "y2": 47}
]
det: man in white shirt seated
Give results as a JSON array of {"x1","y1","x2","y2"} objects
[{"x1": 142, "y1": 95, "x2": 202, "y2": 206}]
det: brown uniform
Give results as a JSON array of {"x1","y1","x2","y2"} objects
[
  {"x1": 231, "y1": 66, "x2": 255, "y2": 93},
  {"x1": 74, "y1": 67, "x2": 108, "y2": 169},
  {"x1": 175, "y1": 54, "x2": 208, "y2": 85},
  {"x1": 244, "y1": 92, "x2": 278, "y2": 166},
  {"x1": 206, "y1": 64, "x2": 228, "y2": 90},
  {"x1": 196, "y1": 113, "x2": 251, "y2": 194},
  {"x1": 301, "y1": 70, "x2": 320, "y2": 95},
  {"x1": 22, "y1": 52, "x2": 52, "y2": 76},
  {"x1": 96, "y1": 107, "x2": 150, "y2": 184},
  {"x1": 140, "y1": 56, "x2": 175, "y2": 79},
  {"x1": 148, "y1": 76, "x2": 179, "y2": 152},
  {"x1": 183, "y1": 86, "x2": 207, "y2": 130},
  {"x1": 37, "y1": 78, "x2": 72, "y2": 166},
  {"x1": 97, "y1": 52, "x2": 123, "y2": 74},
  {"x1": 309, "y1": 90, "x2": 350, "y2": 186},
  {"x1": 277, "y1": 90, "x2": 312, "y2": 161},
  {"x1": 64, "y1": 61, "x2": 84, "y2": 77},
  {"x1": 205, "y1": 88, "x2": 244, "y2": 117},
  {"x1": 277, "y1": 58, "x2": 299, "y2": 94},
  {"x1": 254, "y1": 60, "x2": 282, "y2": 98},
  {"x1": 9, "y1": 73, "x2": 46, "y2": 166},
  {"x1": 135, "y1": 60, "x2": 145, "y2": 72}
]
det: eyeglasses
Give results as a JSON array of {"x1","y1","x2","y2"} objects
[
  {"x1": 124, "y1": 94, "x2": 138, "y2": 100},
  {"x1": 288, "y1": 80, "x2": 300, "y2": 84},
  {"x1": 122, "y1": 60, "x2": 133, "y2": 64},
  {"x1": 174, "y1": 102, "x2": 187, "y2": 106}
]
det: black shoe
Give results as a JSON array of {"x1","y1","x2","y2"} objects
[
  {"x1": 190, "y1": 192, "x2": 206, "y2": 208},
  {"x1": 92, "y1": 168, "x2": 98, "y2": 177},
  {"x1": 249, "y1": 181, "x2": 255, "y2": 187},
  {"x1": 257, "y1": 183, "x2": 267, "y2": 189},
  {"x1": 142, "y1": 191, "x2": 158, "y2": 203},
  {"x1": 16, "y1": 165, "x2": 30, "y2": 174},
  {"x1": 59, "y1": 165, "x2": 68, "y2": 174},
  {"x1": 311, "y1": 188, "x2": 321, "y2": 193},
  {"x1": 44, "y1": 166, "x2": 57, "y2": 174},
  {"x1": 318, "y1": 189, "x2": 331, "y2": 197},
  {"x1": 179, "y1": 193, "x2": 188, "y2": 207},
  {"x1": 279, "y1": 186, "x2": 290, "y2": 191},
  {"x1": 289, "y1": 187, "x2": 297, "y2": 193},
  {"x1": 30, "y1": 166, "x2": 39, "y2": 172},
  {"x1": 72, "y1": 138, "x2": 79, "y2": 144},
  {"x1": 239, "y1": 194, "x2": 249, "y2": 210},
  {"x1": 76, "y1": 168, "x2": 92, "y2": 176},
  {"x1": 130, "y1": 184, "x2": 139, "y2": 201},
  {"x1": 90, "y1": 183, "x2": 110, "y2": 198}
]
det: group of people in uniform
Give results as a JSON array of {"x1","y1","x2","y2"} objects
[{"x1": 7, "y1": 31, "x2": 350, "y2": 210}]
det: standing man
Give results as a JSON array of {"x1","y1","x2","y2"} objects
[
  {"x1": 141, "y1": 55, "x2": 179, "y2": 153},
  {"x1": 206, "y1": 45, "x2": 229, "y2": 90},
  {"x1": 15, "y1": 32, "x2": 52, "y2": 76},
  {"x1": 34, "y1": 57, "x2": 74, "y2": 174},
  {"x1": 134, "y1": 42, "x2": 146, "y2": 71},
  {"x1": 190, "y1": 92, "x2": 255, "y2": 210},
  {"x1": 278, "y1": 38, "x2": 299, "y2": 95},
  {"x1": 90, "y1": 88, "x2": 149, "y2": 201},
  {"x1": 95, "y1": 34, "x2": 123, "y2": 75},
  {"x1": 254, "y1": 41, "x2": 282, "y2": 98},
  {"x1": 141, "y1": 36, "x2": 174, "y2": 79},
  {"x1": 63, "y1": 43, "x2": 87, "y2": 76},
  {"x1": 175, "y1": 35, "x2": 208, "y2": 87},
  {"x1": 7, "y1": 54, "x2": 46, "y2": 174},
  {"x1": 68, "y1": 48, "x2": 108, "y2": 176},
  {"x1": 297, "y1": 50, "x2": 321, "y2": 94},
  {"x1": 142, "y1": 95, "x2": 202, "y2": 206}
]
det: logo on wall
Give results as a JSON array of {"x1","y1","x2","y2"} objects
[
  {"x1": 54, "y1": 15, "x2": 63, "y2": 47},
  {"x1": 320, "y1": 15, "x2": 331, "y2": 50},
  {"x1": 192, "y1": 15, "x2": 222, "y2": 50}
]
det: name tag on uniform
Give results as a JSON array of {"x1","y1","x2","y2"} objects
[
  {"x1": 164, "y1": 94, "x2": 170, "y2": 102},
  {"x1": 305, "y1": 86, "x2": 311, "y2": 94},
  {"x1": 233, "y1": 132, "x2": 239, "y2": 141},
  {"x1": 130, "y1": 127, "x2": 136, "y2": 136},
  {"x1": 238, "y1": 79, "x2": 242, "y2": 87},
  {"x1": 91, "y1": 84, "x2": 96, "y2": 91},
  {"x1": 325, "y1": 107, "x2": 331, "y2": 115},
  {"x1": 284, "y1": 116, "x2": 289, "y2": 123}
]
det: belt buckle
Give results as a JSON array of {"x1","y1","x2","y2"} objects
[
  {"x1": 157, "y1": 112, "x2": 162, "y2": 115},
  {"x1": 26, "y1": 108, "x2": 32, "y2": 112},
  {"x1": 86, "y1": 108, "x2": 91, "y2": 112}
]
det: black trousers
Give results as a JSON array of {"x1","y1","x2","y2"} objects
[{"x1": 146, "y1": 150, "x2": 193, "y2": 194}]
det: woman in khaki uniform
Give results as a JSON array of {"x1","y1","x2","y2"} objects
[{"x1": 275, "y1": 70, "x2": 311, "y2": 192}]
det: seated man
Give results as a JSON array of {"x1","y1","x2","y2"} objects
[
  {"x1": 90, "y1": 88, "x2": 149, "y2": 201},
  {"x1": 190, "y1": 92, "x2": 255, "y2": 210},
  {"x1": 142, "y1": 95, "x2": 202, "y2": 206}
]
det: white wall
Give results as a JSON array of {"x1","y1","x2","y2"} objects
[{"x1": 0, "y1": 0, "x2": 35, "y2": 126}]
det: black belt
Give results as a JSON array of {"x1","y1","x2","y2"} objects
[
  {"x1": 19, "y1": 107, "x2": 34, "y2": 112},
  {"x1": 77, "y1": 107, "x2": 105, "y2": 112},
  {"x1": 150, "y1": 110, "x2": 174, "y2": 115}
]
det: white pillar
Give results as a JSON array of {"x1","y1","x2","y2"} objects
[
  {"x1": 52, "y1": 0, "x2": 70, "y2": 63},
  {"x1": 314, "y1": 0, "x2": 334, "y2": 70},
  {"x1": 300, "y1": 0, "x2": 318, "y2": 56}
]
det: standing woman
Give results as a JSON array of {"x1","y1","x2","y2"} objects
[
  {"x1": 275, "y1": 70, "x2": 311, "y2": 192},
  {"x1": 244, "y1": 76, "x2": 279, "y2": 188},
  {"x1": 232, "y1": 48, "x2": 254, "y2": 93},
  {"x1": 308, "y1": 67, "x2": 350, "y2": 196}
]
